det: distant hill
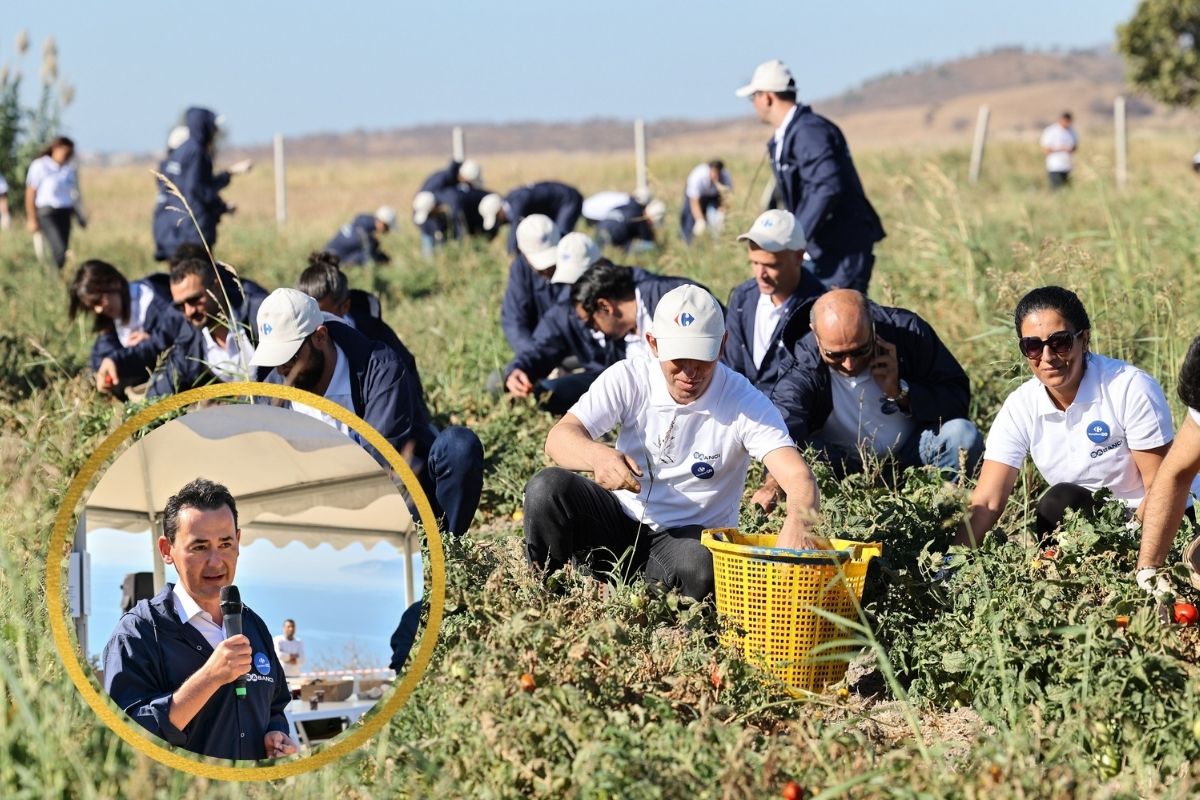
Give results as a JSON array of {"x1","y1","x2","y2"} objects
[{"x1": 90, "y1": 45, "x2": 1192, "y2": 167}]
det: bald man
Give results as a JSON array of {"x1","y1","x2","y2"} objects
[{"x1": 768, "y1": 289, "x2": 982, "y2": 487}]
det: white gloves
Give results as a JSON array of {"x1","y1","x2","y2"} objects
[
  {"x1": 1136, "y1": 567, "x2": 1172, "y2": 601},
  {"x1": 692, "y1": 218, "x2": 707, "y2": 236}
]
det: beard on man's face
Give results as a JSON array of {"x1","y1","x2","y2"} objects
[{"x1": 291, "y1": 346, "x2": 326, "y2": 392}]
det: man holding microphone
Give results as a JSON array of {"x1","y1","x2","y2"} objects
[{"x1": 102, "y1": 478, "x2": 297, "y2": 760}]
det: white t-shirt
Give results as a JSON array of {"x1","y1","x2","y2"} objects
[
  {"x1": 752, "y1": 293, "x2": 788, "y2": 369},
  {"x1": 171, "y1": 584, "x2": 225, "y2": 650},
  {"x1": 201, "y1": 326, "x2": 256, "y2": 383},
  {"x1": 1040, "y1": 123, "x2": 1077, "y2": 173},
  {"x1": 819, "y1": 368, "x2": 917, "y2": 456},
  {"x1": 115, "y1": 280, "x2": 158, "y2": 347},
  {"x1": 983, "y1": 353, "x2": 1196, "y2": 507},
  {"x1": 290, "y1": 344, "x2": 362, "y2": 443},
  {"x1": 685, "y1": 163, "x2": 732, "y2": 199},
  {"x1": 582, "y1": 191, "x2": 632, "y2": 222},
  {"x1": 25, "y1": 155, "x2": 78, "y2": 209},
  {"x1": 272, "y1": 635, "x2": 306, "y2": 678},
  {"x1": 568, "y1": 356, "x2": 795, "y2": 532}
]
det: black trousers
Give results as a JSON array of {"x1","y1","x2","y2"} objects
[
  {"x1": 522, "y1": 467, "x2": 715, "y2": 600},
  {"x1": 37, "y1": 207, "x2": 73, "y2": 268},
  {"x1": 1036, "y1": 482, "x2": 1197, "y2": 537}
]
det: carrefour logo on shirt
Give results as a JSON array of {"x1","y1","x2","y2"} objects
[
  {"x1": 253, "y1": 652, "x2": 271, "y2": 676},
  {"x1": 691, "y1": 461, "x2": 715, "y2": 479},
  {"x1": 1086, "y1": 420, "x2": 1110, "y2": 444}
]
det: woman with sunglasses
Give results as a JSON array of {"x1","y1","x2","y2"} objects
[
  {"x1": 69, "y1": 259, "x2": 177, "y2": 397},
  {"x1": 955, "y1": 285, "x2": 1193, "y2": 546}
]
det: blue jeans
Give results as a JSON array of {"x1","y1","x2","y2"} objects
[
  {"x1": 420, "y1": 426, "x2": 484, "y2": 535},
  {"x1": 812, "y1": 418, "x2": 983, "y2": 482}
]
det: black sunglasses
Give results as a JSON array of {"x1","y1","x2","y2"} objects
[
  {"x1": 818, "y1": 321, "x2": 876, "y2": 362},
  {"x1": 1018, "y1": 329, "x2": 1086, "y2": 359}
]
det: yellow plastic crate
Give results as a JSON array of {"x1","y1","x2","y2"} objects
[{"x1": 701, "y1": 528, "x2": 881, "y2": 694}]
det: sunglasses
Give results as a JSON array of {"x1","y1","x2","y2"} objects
[{"x1": 1018, "y1": 329, "x2": 1086, "y2": 359}]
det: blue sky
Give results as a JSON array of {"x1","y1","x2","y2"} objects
[{"x1": 7, "y1": 1, "x2": 1138, "y2": 154}]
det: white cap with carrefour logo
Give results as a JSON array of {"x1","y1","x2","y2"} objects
[
  {"x1": 650, "y1": 284, "x2": 725, "y2": 362},
  {"x1": 515, "y1": 214, "x2": 562, "y2": 271},
  {"x1": 250, "y1": 288, "x2": 323, "y2": 368},
  {"x1": 735, "y1": 59, "x2": 796, "y2": 98},
  {"x1": 737, "y1": 209, "x2": 806, "y2": 253},
  {"x1": 550, "y1": 232, "x2": 600, "y2": 285}
]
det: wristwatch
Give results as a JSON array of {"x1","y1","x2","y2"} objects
[{"x1": 887, "y1": 379, "x2": 910, "y2": 404}]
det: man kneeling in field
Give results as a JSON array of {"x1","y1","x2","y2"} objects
[{"x1": 522, "y1": 285, "x2": 822, "y2": 600}]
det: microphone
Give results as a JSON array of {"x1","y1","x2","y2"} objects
[{"x1": 219, "y1": 585, "x2": 247, "y2": 699}]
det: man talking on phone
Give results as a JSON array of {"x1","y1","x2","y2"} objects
[
  {"x1": 764, "y1": 290, "x2": 982, "y2": 501},
  {"x1": 102, "y1": 478, "x2": 297, "y2": 761}
]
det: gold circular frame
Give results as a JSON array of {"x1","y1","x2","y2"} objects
[{"x1": 46, "y1": 382, "x2": 445, "y2": 780}]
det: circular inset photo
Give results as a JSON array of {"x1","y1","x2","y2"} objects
[{"x1": 55, "y1": 397, "x2": 439, "y2": 773}]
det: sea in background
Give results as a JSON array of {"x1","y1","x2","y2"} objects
[{"x1": 84, "y1": 530, "x2": 424, "y2": 671}]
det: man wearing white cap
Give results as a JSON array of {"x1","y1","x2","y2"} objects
[
  {"x1": 499, "y1": 214, "x2": 571, "y2": 355},
  {"x1": 413, "y1": 158, "x2": 486, "y2": 256},
  {"x1": 737, "y1": 59, "x2": 884, "y2": 292},
  {"x1": 322, "y1": 206, "x2": 396, "y2": 266},
  {"x1": 478, "y1": 180, "x2": 583, "y2": 255},
  {"x1": 522, "y1": 284, "x2": 822, "y2": 600},
  {"x1": 722, "y1": 209, "x2": 826, "y2": 397},
  {"x1": 581, "y1": 190, "x2": 664, "y2": 253},
  {"x1": 251, "y1": 289, "x2": 484, "y2": 536}
]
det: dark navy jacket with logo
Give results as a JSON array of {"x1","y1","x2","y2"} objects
[
  {"x1": 770, "y1": 304, "x2": 970, "y2": 446},
  {"x1": 152, "y1": 108, "x2": 233, "y2": 260},
  {"x1": 260, "y1": 320, "x2": 436, "y2": 475},
  {"x1": 102, "y1": 583, "x2": 290, "y2": 761},
  {"x1": 721, "y1": 275, "x2": 826, "y2": 397},
  {"x1": 503, "y1": 182, "x2": 583, "y2": 254},
  {"x1": 769, "y1": 105, "x2": 885, "y2": 261},
  {"x1": 146, "y1": 270, "x2": 269, "y2": 398},
  {"x1": 500, "y1": 254, "x2": 571, "y2": 354},
  {"x1": 324, "y1": 213, "x2": 389, "y2": 265},
  {"x1": 504, "y1": 267, "x2": 701, "y2": 382},
  {"x1": 90, "y1": 277, "x2": 184, "y2": 388}
]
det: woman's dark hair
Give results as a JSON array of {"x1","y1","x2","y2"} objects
[
  {"x1": 37, "y1": 135, "x2": 75, "y2": 161},
  {"x1": 1178, "y1": 336, "x2": 1200, "y2": 411},
  {"x1": 1013, "y1": 286, "x2": 1090, "y2": 337},
  {"x1": 297, "y1": 252, "x2": 349, "y2": 306},
  {"x1": 570, "y1": 262, "x2": 636, "y2": 312},
  {"x1": 163, "y1": 477, "x2": 238, "y2": 544},
  {"x1": 69, "y1": 260, "x2": 130, "y2": 333}
]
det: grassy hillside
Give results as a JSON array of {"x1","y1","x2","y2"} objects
[{"x1": 4, "y1": 133, "x2": 1200, "y2": 797}]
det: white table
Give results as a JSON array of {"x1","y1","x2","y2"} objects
[{"x1": 284, "y1": 698, "x2": 378, "y2": 747}]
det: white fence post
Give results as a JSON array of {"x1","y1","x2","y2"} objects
[
  {"x1": 273, "y1": 133, "x2": 287, "y2": 228},
  {"x1": 634, "y1": 119, "x2": 647, "y2": 196},
  {"x1": 1114, "y1": 96, "x2": 1128, "y2": 190},
  {"x1": 968, "y1": 105, "x2": 990, "y2": 184},
  {"x1": 452, "y1": 126, "x2": 466, "y2": 162}
]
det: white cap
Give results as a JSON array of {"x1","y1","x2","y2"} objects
[
  {"x1": 645, "y1": 199, "x2": 667, "y2": 227},
  {"x1": 375, "y1": 205, "x2": 398, "y2": 229},
  {"x1": 479, "y1": 193, "x2": 503, "y2": 230},
  {"x1": 214, "y1": 113, "x2": 228, "y2": 128},
  {"x1": 459, "y1": 159, "x2": 482, "y2": 186},
  {"x1": 166, "y1": 125, "x2": 190, "y2": 151},
  {"x1": 651, "y1": 285, "x2": 725, "y2": 362},
  {"x1": 516, "y1": 214, "x2": 561, "y2": 271},
  {"x1": 737, "y1": 209, "x2": 806, "y2": 252},
  {"x1": 412, "y1": 192, "x2": 436, "y2": 225},
  {"x1": 735, "y1": 59, "x2": 796, "y2": 98},
  {"x1": 250, "y1": 289, "x2": 324, "y2": 368},
  {"x1": 632, "y1": 186, "x2": 652, "y2": 205},
  {"x1": 550, "y1": 232, "x2": 600, "y2": 285}
]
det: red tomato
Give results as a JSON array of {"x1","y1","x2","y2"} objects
[
  {"x1": 1174, "y1": 602, "x2": 1198, "y2": 625},
  {"x1": 1115, "y1": 615, "x2": 1130, "y2": 629},
  {"x1": 1042, "y1": 548, "x2": 1056, "y2": 559},
  {"x1": 782, "y1": 781, "x2": 803, "y2": 800},
  {"x1": 519, "y1": 672, "x2": 536, "y2": 693}
]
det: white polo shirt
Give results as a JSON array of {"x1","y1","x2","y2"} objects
[
  {"x1": 684, "y1": 163, "x2": 732, "y2": 199},
  {"x1": 115, "y1": 280, "x2": 158, "y2": 347},
  {"x1": 25, "y1": 155, "x2": 78, "y2": 209},
  {"x1": 201, "y1": 326, "x2": 255, "y2": 383},
  {"x1": 983, "y1": 353, "x2": 1196, "y2": 507},
  {"x1": 1040, "y1": 123, "x2": 1077, "y2": 173},
  {"x1": 569, "y1": 356, "x2": 795, "y2": 532},
  {"x1": 582, "y1": 191, "x2": 632, "y2": 222},
  {"x1": 752, "y1": 293, "x2": 789, "y2": 369},
  {"x1": 172, "y1": 583, "x2": 225, "y2": 649},
  {"x1": 290, "y1": 344, "x2": 359, "y2": 442}
]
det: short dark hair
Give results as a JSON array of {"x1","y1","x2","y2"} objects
[
  {"x1": 162, "y1": 478, "x2": 239, "y2": 544},
  {"x1": 1179, "y1": 337, "x2": 1200, "y2": 412},
  {"x1": 283, "y1": 618, "x2": 296, "y2": 626},
  {"x1": 297, "y1": 252, "x2": 349, "y2": 305},
  {"x1": 772, "y1": 90, "x2": 797, "y2": 103},
  {"x1": 1013, "y1": 286, "x2": 1090, "y2": 337},
  {"x1": 707, "y1": 159, "x2": 725, "y2": 172},
  {"x1": 169, "y1": 242, "x2": 210, "y2": 267},
  {"x1": 169, "y1": 257, "x2": 215, "y2": 288},
  {"x1": 570, "y1": 262, "x2": 636, "y2": 312},
  {"x1": 1061, "y1": 111, "x2": 1073, "y2": 122},
  {"x1": 69, "y1": 259, "x2": 130, "y2": 333}
]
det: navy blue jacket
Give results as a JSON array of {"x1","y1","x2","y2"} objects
[
  {"x1": 261, "y1": 321, "x2": 436, "y2": 474},
  {"x1": 594, "y1": 199, "x2": 654, "y2": 250},
  {"x1": 346, "y1": 289, "x2": 418, "y2": 379},
  {"x1": 420, "y1": 159, "x2": 463, "y2": 194},
  {"x1": 457, "y1": 187, "x2": 496, "y2": 238},
  {"x1": 147, "y1": 273, "x2": 269, "y2": 398},
  {"x1": 770, "y1": 106, "x2": 885, "y2": 260},
  {"x1": 500, "y1": 254, "x2": 571, "y2": 354},
  {"x1": 102, "y1": 583, "x2": 290, "y2": 761},
  {"x1": 90, "y1": 279, "x2": 184, "y2": 385},
  {"x1": 721, "y1": 276, "x2": 827, "y2": 397},
  {"x1": 771, "y1": 304, "x2": 970, "y2": 445},
  {"x1": 325, "y1": 214, "x2": 388, "y2": 266},
  {"x1": 153, "y1": 108, "x2": 232, "y2": 258},
  {"x1": 504, "y1": 182, "x2": 583, "y2": 254},
  {"x1": 506, "y1": 267, "x2": 700, "y2": 381}
]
